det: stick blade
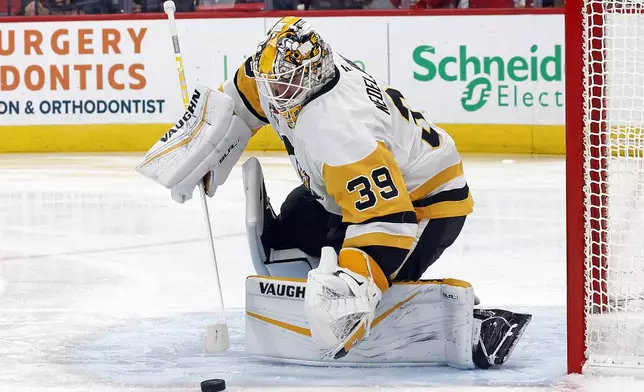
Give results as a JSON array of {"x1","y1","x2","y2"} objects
[{"x1": 205, "y1": 323, "x2": 230, "y2": 352}]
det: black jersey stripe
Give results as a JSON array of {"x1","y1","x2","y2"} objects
[
  {"x1": 358, "y1": 211, "x2": 417, "y2": 226},
  {"x1": 412, "y1": 185, "x2": 470, "y2": 208}
]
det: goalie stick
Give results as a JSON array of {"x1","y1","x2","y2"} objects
[{"x1": 162, "y1": 0, "x2": 230, "y2": 353}]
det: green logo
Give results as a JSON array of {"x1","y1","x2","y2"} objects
[
  {"x1": 462, "y1": 77, "x2": 492, "y2": 112},
  {"x1": 412, "y1": 44, "x2": 564, "y2": 112}
]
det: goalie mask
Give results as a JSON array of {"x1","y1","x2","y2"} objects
[{"x1": 251, "y1": 17, "x2": 335, "y2": 128}]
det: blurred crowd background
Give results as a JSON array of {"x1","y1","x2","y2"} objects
[{"x1": 1, "y1": 0, "x2": 563, "y2": 17}]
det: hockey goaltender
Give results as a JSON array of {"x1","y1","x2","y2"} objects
[{"x1": 136, "y1": 16, "x2": 531, "y2": 369}]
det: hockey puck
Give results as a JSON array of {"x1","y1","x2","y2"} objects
[{"x1": 201, "y1": 379, "x2": 226, "y2": 392}]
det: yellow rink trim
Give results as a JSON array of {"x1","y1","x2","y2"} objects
[
  {"x1": 0, "y1": 124, "x2": 171, "y2": 153},
  {"x1": 444, "y1": 123, "x2": 565, "y2": 155},
  {"x1": 0, "y1": 123, "x2": 566, "y2": 154},
  {"x1": 0, "y1": 123, "x2": 286, "y2": 153}
]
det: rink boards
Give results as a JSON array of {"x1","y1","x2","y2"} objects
[{"x1": 0, "y1": 11, "x2": 565, "y2": 154}]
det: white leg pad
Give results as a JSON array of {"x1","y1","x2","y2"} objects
[
  {"x1": 242, "y1": 157, "x2": 319, "y2": 279},
  {"x1": 242, "y1": 157, "x2": 271, "y2": 276},
  {"x1": 441, "y1": 282, "x2": 476, "y2": 369},
  {"x1": 245, "y1": 276, "x2": 477, "y2": 368}
]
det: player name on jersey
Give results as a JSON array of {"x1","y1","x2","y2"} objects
[{"x1": 361, "y1": 73, "x2": 390, "y2": 116}]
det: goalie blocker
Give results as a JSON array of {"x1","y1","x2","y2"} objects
[{"x1": 242, "y1": 157, "x2": 531, "y2": 369}]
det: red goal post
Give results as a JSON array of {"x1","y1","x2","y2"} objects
[{"x1": 567, "y1": 0, "x2": 644, "y2": 376}]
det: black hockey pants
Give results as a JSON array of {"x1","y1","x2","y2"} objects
[{"x1": 268, "y1": 184, "x2": 466, "y2": 282}]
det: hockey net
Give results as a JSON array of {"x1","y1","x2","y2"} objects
[{"x1": 567, "y1": 0, "x2": 644, "y2": 375}]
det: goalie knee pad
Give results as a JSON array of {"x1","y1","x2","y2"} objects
[{"x1": 242, "y1": 157, "x2": 319, "y2": 278}]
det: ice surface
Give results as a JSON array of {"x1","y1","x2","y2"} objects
[{"x1": 1, "y1": 152, "x2": 644, "y2": 392}]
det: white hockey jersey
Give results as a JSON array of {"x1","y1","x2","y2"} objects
[{"x1": 221, "y1": 53, "x2": 473, "y2": 279}]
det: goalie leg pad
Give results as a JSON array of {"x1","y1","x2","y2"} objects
[
  {"x1": 243, "y1": 157, "x2": 318, "y2": 278},
  {"x1": 440, "y1": 280, "x2": 476, "y2": 369},
  {"x1": 472, "y1": 308, "x2": 532, "y2": 369}
]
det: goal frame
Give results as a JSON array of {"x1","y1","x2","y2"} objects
[
  {"x1": 566, "y1": 0, "x2": 639, "y2": 375},
  {"x1": 565, "y1": 0, "x2": 586, "y2": 374}
]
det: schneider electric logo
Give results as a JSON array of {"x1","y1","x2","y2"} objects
[{"x1": 412, "y1": 45, "x2": 563, "y2": 112}]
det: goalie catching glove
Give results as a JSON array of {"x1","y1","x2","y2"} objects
[
  {"x1": 136, "y1": 85, "x2": 252, "y2": 203},
  {"x1": 305, "y1": 246, "x2": 389, "y2": 359}
]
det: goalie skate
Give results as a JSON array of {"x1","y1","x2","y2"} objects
[{"x1": 472, "y1": 308, "x2": 532, "y2": 369}]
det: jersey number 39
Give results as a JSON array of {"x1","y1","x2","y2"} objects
[{"x1": 346, "y1": 166, "x2": 399, "y2": 211}]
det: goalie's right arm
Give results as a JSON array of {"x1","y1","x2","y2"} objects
[
  {"x1": 219, "y1": 57, "x2": 270, "y2": 133},
  {"x1": 136, "y1": 84, "x2": 252, "y2": 203}
]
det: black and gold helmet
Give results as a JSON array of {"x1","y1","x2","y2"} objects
[{"x1": 251, "y1": 17, "x2": 335, "y2": 128}]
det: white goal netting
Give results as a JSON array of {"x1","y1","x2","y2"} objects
[{"x1": 583, "y1": 0, "x2": 644, "y2": 374}]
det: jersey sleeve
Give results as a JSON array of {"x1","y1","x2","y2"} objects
[
  {"x1": 321, "y1": 140, "x2": 418, "y2": 280},
  {"x1": 218, "y1": 57, "x2": 269, "y2": 132}
]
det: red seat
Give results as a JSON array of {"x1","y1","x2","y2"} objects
[
  {"x1": 0, "y1": 0, "x2": 23, "y2": 15},
  {"x1": 196, "y1": 2, "x2": 264, "y2": 11},
  {"x1": 468, "y1": 0, "x2": 515, "y2": 7}
]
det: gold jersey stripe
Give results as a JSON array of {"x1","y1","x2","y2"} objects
[
  {"x1": 414, "y1": 193, "x2": 474, "y2": 220},
  {"x1": 322, "y1": 143, "x2": 414, "y2": 224},
  {"x1": 343, "y1": 232, "x2": 414, "y2": 251},
  {"x1": 409, "y1": 161, "x2": 465, "y2": 202},
  {"x1": 234, "y1": 61, "x2": 268, "y2": 123},
  {"x1": 218, "y1": 82, "x2": 263, "y2": 134}
]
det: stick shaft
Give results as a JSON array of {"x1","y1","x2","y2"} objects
[
  {"x1": 164, "y1": 3, "x2": 227, "y2": 325},
  {"x1": 198, "y1": 182, "x2": 227, "y2": 321},
  {"x1": 166, "y1": 10, "x2": 190, "y2": 109}
]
